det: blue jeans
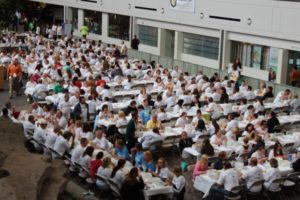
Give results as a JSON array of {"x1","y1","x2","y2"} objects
[{"x1": 208, "y1": 186, "x2": 234, "y2": 200}]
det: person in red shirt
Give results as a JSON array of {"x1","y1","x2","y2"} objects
[
  {"x1": 89, "y1": 151, "x2": 104, "y2": 179},
  {"x1": 95, "y1": 74, "x2": 106, "y2": 87},
  {"x1": 7, "y1": 58, "x2": 22, "y2": 99}
]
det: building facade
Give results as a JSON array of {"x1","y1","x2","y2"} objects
[{"x1": 30, "y1": 0, "x2": 300, "y2": 85}]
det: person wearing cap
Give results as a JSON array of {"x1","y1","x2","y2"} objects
[
  {"x1": 7, "y1": 58, "x2": 22, "y2": 99},
  {"x1": 32, "y1": 119, "x2": 48, "y2": 152}
]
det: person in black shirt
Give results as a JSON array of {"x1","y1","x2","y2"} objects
[
  {"x1": 200, "y1": 138, "x2": 214, "y2": 156},
  {"x1": 120, "y1": 167, "x2": 145, "y2": 200},
  {"x1": 220, "y1": 87, "x2": 229, "y2": 103},
  {"x1": 292, "y1": 151, "x2": 300, "y2": 172},
  {"x1": 131, "y1": 35, "x2": 140, "y2": 50},
  {"x1": 125, "y1": 100, "x2": 138, "y2": 116},
  {"x1": 267, "y1": 111, "x2": 280, "y2": 133},
  {"x1": 262, "y1": 86, "x2": 274, "y2": 101},
  {"x1": 179, "y1": 131, "x2": 193, "y2": 153}
]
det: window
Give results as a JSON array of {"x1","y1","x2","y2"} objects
[
  {"x1": 183, "y1": 33, "x2": 219, "y2": 60},
  {"x1": 71, "y1": 8, "x2": 78, "y2": 30},
  {"x1": 138, "y1": 25, "x2": 158, "y2": 47},
  {"x1": 84, "y1": 10, "x2": 102, "y2": 35},
  {"x1": 231, "y1": 41, "x2": 273, "y2": 70},
  {"x1": 108, "y1": 14, "x2": 130, "y2": 41}
]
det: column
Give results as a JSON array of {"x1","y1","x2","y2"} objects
[
  {"x1": 277, "y1": 49, "x2": 289, "y2": 84},
  {"x1": 78, "y1": 9, "x2": 84, "y2": 29},
  {"x1": 102, "y1": 13, "x2": 109, "y2": 38},
  {"x1": 174, "y1": 31, "x2": 183, "y2": 60},
  {"x1": 222, "y1": 30, "x2": 232, "y2": 71},
  {"x1": 159, "y1": 28, "x2": 166, "y2": 56}
]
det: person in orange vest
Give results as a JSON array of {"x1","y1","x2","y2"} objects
[{"x1": 7, "y1": 58, "x2": 22, "y2": 99}]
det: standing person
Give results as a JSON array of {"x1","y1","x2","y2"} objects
[
  {"x1": 51, "y1": 24, "x2": 58, "y2": 40},
  {"x1": 73, "y1": 96, "x2": 89, "y2": 122},
  {"x1": 120, "y1": 41, "x2": 128, "y2": 58},
  {"x1": 80, "y1": 24, "x2": 89, "y2": 39},
  {"x1": 131, "y1": 35, "x2": 140, "y2": 50},
  {"x1": 290, "y1": 66, "x2": 300, "y2": 87},
  {"x1": 7, "y1": 58, "x2": 22, "y2": 99},
  {"x1": 125, "y1": 111, "x2": 138, "y2": 151}
]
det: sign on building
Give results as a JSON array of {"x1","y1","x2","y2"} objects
[{"x1": 169, "y1": 0, "x2": 195, "y2": 13}]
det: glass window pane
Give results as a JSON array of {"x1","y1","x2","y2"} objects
[
  {"x1": 108, "y1": 14, "x2": 130, "y2": 41},
  {"x1": 71, "y1": 8, "x2": 78, "y2": 30},
  {"x1": 84, "y1": 10, "x2": 102, "y2": 35},
  {"x1": 183, "y1": 33, "x2": 219, "y2": 60},
  {"x1": 138, "y1": 25, "x2": 158, "y2": 47}
]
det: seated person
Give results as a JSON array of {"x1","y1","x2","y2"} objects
[
  {"x1": 172, "y1": 166, "x2": 186, "y2": 200},
  {"x1": 267, "y1": 112, "x2": 280, "y2": 133},
  {"x1": 200, "y1": 138, "x2": 215, "y2": 156},
  {"x1": 242, "y1": 157, "x2": 264, "y2": 192},
  {"x1": 251, "y1": 144, "x2": 267, "y2": 164},
  {"x1": 193, "y1": 154, "x2": 209, "y2": 179},
  {"x1": 138, "y1": 128, "x2": 163, "y2": 150},
  {"x1": 264, "y1": 158, "x2": 281, "y2": 191},
  {"x1": 179, "y1": 131, "x2": 193, "y2": 153},
  {"x1": 292, "y1": 149, "x2": 300, "y2": 172},
  {"x1": 210, "y1": 129, "x2": 227, "y2": 146},
  {"x1": 146, "y1": 113, "x2": 163, "y2": 130},
  {"x1": 268, "y1": 141, "x2": 286, "y2": 160},
  {"x1": 112, "y1": 139, "x2": 130, "y2": 160},
  {"x1": 141, "y1": 151, "x2": 156, "y2": 172},
  {"x1": 213, "y1": 151, "x2": 227, "y2": 170},
  {"x1": 208, "y1": 161, "x2": 239, "y2": 199},
  {"x1": 152, "y1": 157, "x2": 170, "y2": 181}
]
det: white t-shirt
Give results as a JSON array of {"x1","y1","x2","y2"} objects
[
  {"x1": 53, "y1": 135, "x2": 69, "y2": 156},
  {"x1": 93, "y1": 137, "x2": 111, "y2": 150},
  {"x1": 217, "y1": 169, "x2": 239, "y2": 191},
  {"x1": 71, "y1": 145, "x2": 85, "y2": 164},
  {"x1": 242, "y1": 166, "x2": 264, "y2": 192},
  {"x1": 264, "y1": 167, "x2": 281, "y2": 191},
  {"x1": 175, "y1": 117, "x2": 188, "y2": 127}
]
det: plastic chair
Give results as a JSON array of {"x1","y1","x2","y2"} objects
[
  {"x1": 247, "y1": 180, "x2": 265, "y2": 199},
  {"x1": 224, "y1": 185, "x2": 245, "y2": 200}
]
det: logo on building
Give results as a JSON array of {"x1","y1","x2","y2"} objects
[{"x1": 170, "y1": 0, "x2": 177, "y2": 7}]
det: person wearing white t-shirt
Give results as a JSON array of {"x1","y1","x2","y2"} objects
[
  {"x1": 225, "y1": 114, "x2": 238, "y2": 132},
  {"x1": 22, "y1": 115, "x2": 35, "y2": 140},
  {"x1": 32, "y1": 119, "x2": 48, "y2": 152},
  {"x1": 208, "y1": 161, "x2": 239, "y2": 199},
  {"x1": 242, "y1": 157, "x2": 264, "y2": 192},
  {"x1": 55, "y1": 110, "x2": 68, "y2": 129},
  {"x1": 71, "y1": 138, "x2": 88, "y2": 165},
  {"x1": 251, "y1": 145, "x2": 267, "y2": 164},
  {"x1": 264, "y1": 158, "x2": 281, "y2": 191},
  {"x1": 152, "y1": 158, "x2": 170, "y2": 181},
  {"x1": 206, "y1": 97, "x2": 222, "y2": 119},
  {"x1": 53, "y1": 132, "x2": 73, "y2": 157},
  {"x1": 244, "y1": 86, "x2": 256, "y2": 100},
  {"x1": 93, "y1": 130, "x2": 112, "y2": 150},
  {"x1": 79, "y1": 146, "x2": 94, "y2": 170},
  {"x1": 175, "y1": 112, "x2": 189, "y2": 128}
]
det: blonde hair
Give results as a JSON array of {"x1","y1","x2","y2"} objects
[
  {"x1": 198, "y1": 154, "x2": 209, "y2": 164},
  {"x1": 118, "y1": 111, "x2": 126, "y2": 119},
  {"x1": 144, "y1": 151, "x2": 153, "y2": 162}
]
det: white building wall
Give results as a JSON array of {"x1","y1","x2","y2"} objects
[{"x1": 30, "y1": 0, "x2": 300, "y2": 84}]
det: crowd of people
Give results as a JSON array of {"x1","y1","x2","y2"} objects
[{"x1": 0, "y1": 30, "x2": 300, "y2": 200}]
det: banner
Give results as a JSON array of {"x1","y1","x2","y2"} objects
[{"x1": 169, "y1": 0, "x2": 195, "y2": 13}]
